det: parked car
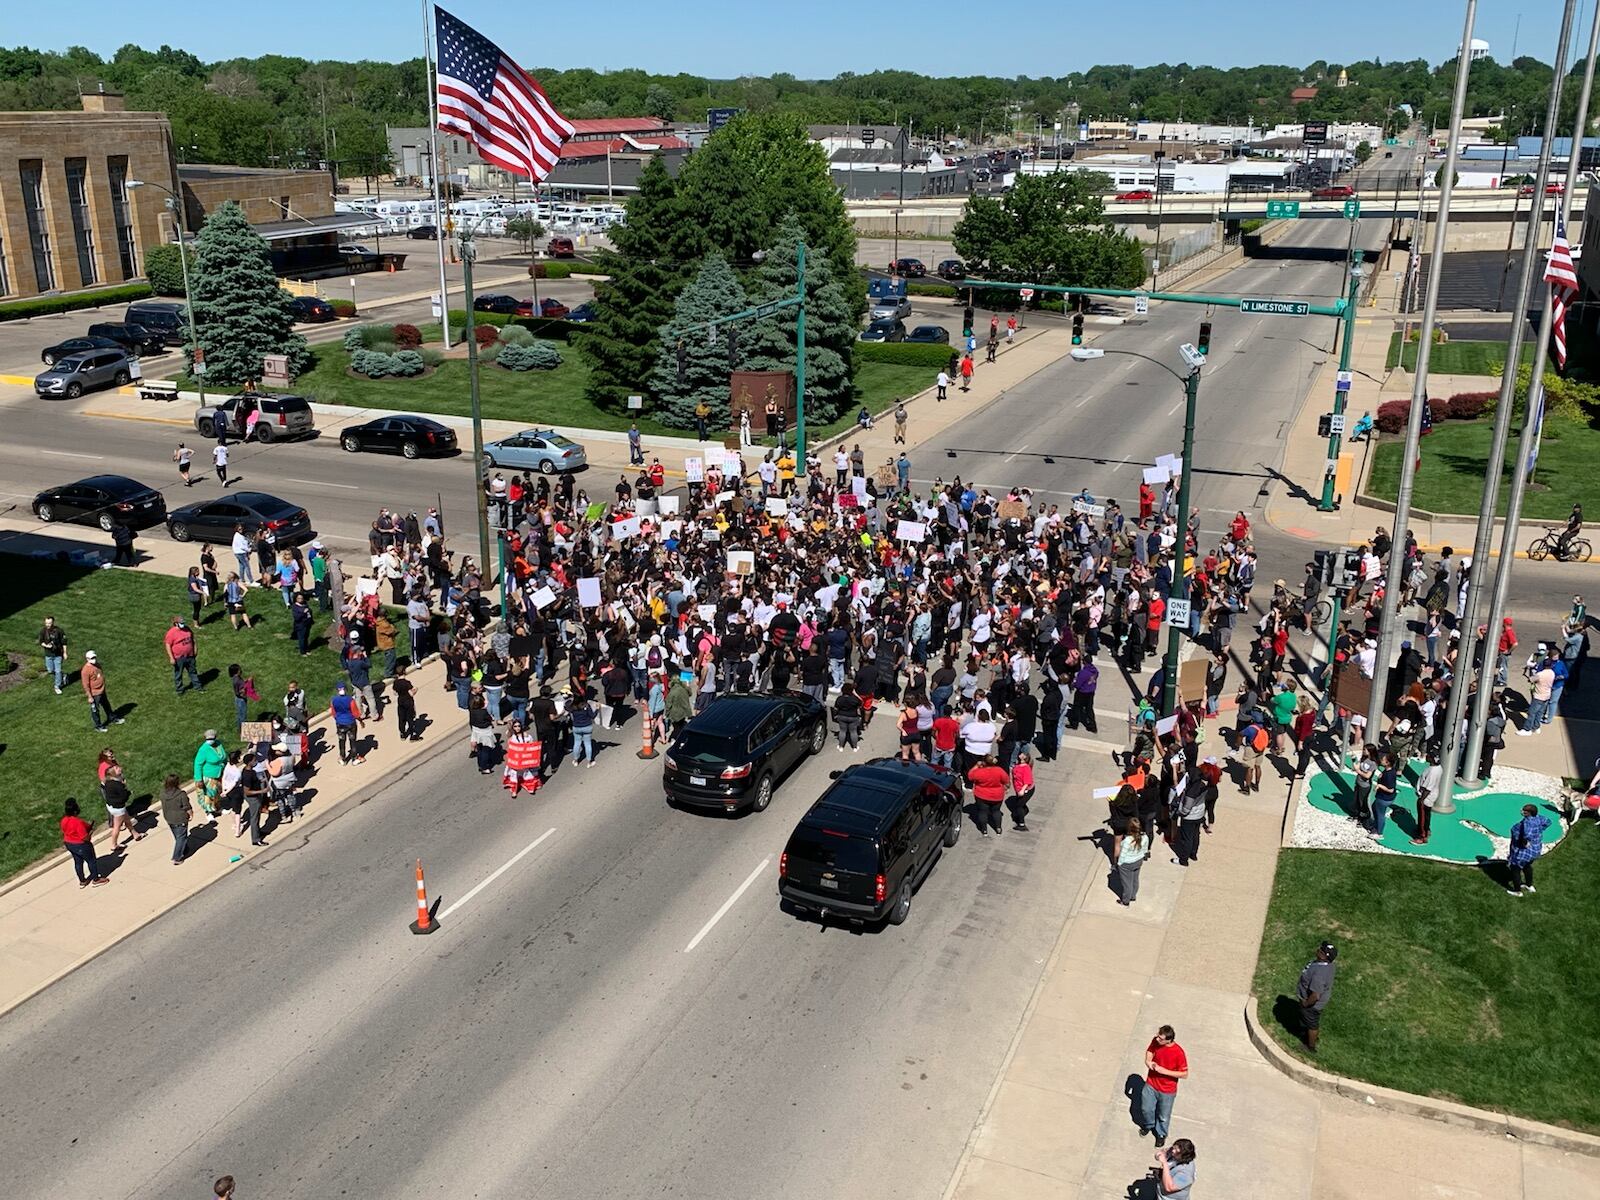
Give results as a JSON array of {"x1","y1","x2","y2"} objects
[
  {"x1": 32, "y1": 474, "x2": 167, "y2": 531},
  {"x1": 339, "y1": 414, "x2": 458, "y2": 459},
  {"x1": 407, "y1": 224, "x2": 439, "y2": 239},
  {"x1": 287, "y1": 295, "x2": 336, "y2": 323},
  {"x1": 33, "y1": 350, "x2": 132, "y2": 398},
  {"x1": 1311, "y1": 185, "x2": 1356, "y2": 199},
  {"x1": 86, "y1": 321, "x2": 166, "y2": 356},
  {"x1": 778, "y1": 759, "x2": 964, "y2": 927},
  {"x1": 566, "y1": 302, "x2": 597, "y2": 323},
  {"x1": 473, "y1": 293, "x2": 527, "y2": 315},
  {"x1": 166, "y1": 491, "x2": 314, "y2": 545},
  {"x1": 663, "y1": 693, "x2": 828, "y2": 814},
  {"x1": 869, "y1": 294, "x2": 913, "y2": 322},
  {"x1": 40, "y1": 334, "x2": 126, "y2": 366},
  {"x1": 1115, "y1": 189, "x2": 1155, "y2": 202},
  {"x1": 539, "y1": 298, "x2": 570, "y2": 319},
  {"x1": 482, "y1": 428, "x2": 587, "y2": 474},
  {"x1": 936, "y1": 259, "x2": 966, "y2": 280},
  {"x1": 338, "y1": 244, "x2": 375, "y2": 257},
  {"x1": 890, "y1": 258, "x2": 927, "y2": 277},
  {"x1": 194, "y1": 393, "x2": 315, "y2": 442},
  {"x1": 859, "y1": 317, "x2": 906, "y2": 343},
  {"x1": 123, "y1": 301, "x2": 187, "y2": 343},
  {"x1": 904, "y1": 324, "x2": 950, "y2": 344},
  {"x1": 547, "y1": 236, "x2": 576, "y2": 257}
]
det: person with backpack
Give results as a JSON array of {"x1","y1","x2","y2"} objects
[
  {"x1": 329, "y1": 683, "x2": 367, "y2": 765},
  {"x1": 1239, "y1": 717, "x2": 1268, "y2": 794}
]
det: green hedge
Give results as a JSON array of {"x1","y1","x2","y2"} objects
[
  {"x1": 445, "y1": 310, "x2": 575, "y2": 342},
  {"x1": 0, "y1": 282, "x2": 153, "y2": 322},
  {"x1": 855, "y1": 341, "x2": 952, "y2": 368},
  {"x1": 908, "y1": 281, "x2": 958, "y2": 298}
]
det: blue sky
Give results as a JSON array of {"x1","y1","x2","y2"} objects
[{"x1": 10, "y1": 1, "x2": 1563, "y2": 77}]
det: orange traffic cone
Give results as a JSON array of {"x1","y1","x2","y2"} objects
[
  {"x1": 410, "y1": 858, "x2": 439, "y2": 934},
  {"x1": 638, "y1": 707, "x2": 658, "y2": 760}
]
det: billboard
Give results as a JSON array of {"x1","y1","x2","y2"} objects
[
  {"x1": 707, "y1": 107, "x2": 742, "y2": 133},
  {"x1": 1302, "y1": 120, "x2": 1329, "y2": 145}
]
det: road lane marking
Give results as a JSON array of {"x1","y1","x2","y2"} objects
[
  {"x1": 286, "y1": 478, "x2": 360, "y2": 490},
  {"x1": 436, "y1": 827, "x2": 557, "y2": 922},
  {"x1": 39, "y1": 449, "x2": 103, "y2": 460},
  {"x1": 1003, "y1": 441, "x2": 1031, "y2": 464},
  {"x1": 684, "y1": 856, "x2": 771, "y2": 953}
]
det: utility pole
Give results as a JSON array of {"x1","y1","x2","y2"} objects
[
  {"x1": 1163, "y1": 364, "x2": 1202, "y2": 717},
  {"x1": 1319, "y1": 247, "x2": 1365, "y2": 510},
  {"x1": 457, "y1": 229, "x2": 493, "y2": 582},
  {"x1": 1365, "y1": 0, "x2": 1480, "y2": 748}
]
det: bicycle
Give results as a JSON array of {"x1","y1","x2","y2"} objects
[
  {"x1": 1528, "y1": 527, "x2": 1593, "y2": 562},
  {"x1": 1283, "y1": 594, "x2": 1334, "y2": 628}
]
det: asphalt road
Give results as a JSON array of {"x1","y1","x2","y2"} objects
[{"x1": 0, "y1": 711, "x2": 1101, "y2": 1200}]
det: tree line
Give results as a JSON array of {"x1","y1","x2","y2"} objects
[{"x1": 0, "y1": 42, "x2": 1580, "y2": 176}]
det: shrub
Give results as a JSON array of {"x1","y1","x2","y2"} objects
[
  {"x1": 342, "y1": 328, "x2": 367, "y2": 352},
  {"x1": 417, "y1": 347, "x2": 444, "y2": 367},
  {"x1": 143, "y1": 244, "x2": 187, "y2": 296},
  {"x1": 1375, "y1": 399, "x2": 1411, "y2": 434},
  {"x1": 350, "y1": 348, "x2": 424, "y2": 378},
  {"x1": 1427, "y1": 396, "x2": 1452, "y2": 421},
  {"x1": 507, "y1": 315, "x2": 573, "y2": 341},
  {"x1": 907, "y1": 281, "x2": 958, "y2": 298},
  {"x1": 0, "y1": 282, "x2": 152, "y2": 322},
  {"x1": 498, "y1": 324, "x2": 534, "y2": 347},
  {"x1": 393, "y1": 323, "x2": 422, "y2": 349},
  {"x1": 855, "y1": 341, "x2": 958, "y2": 369},
  {"x1": 479, "y1": 344, "x2": 500, "y2": 364},
  {"x1": 567, "y1": 260, "x2": 605, "y2": 276},
  {"x1": 449, "y1": 309, "x2": 508, "y2": 328},
  {"x1": 496, "y1": 340, "x2": 563, "y2": 371},
  {"x1": 391, "y1": 350, "x2": 426, "y2": 377},
  {"x1": 367, "y1": 339, "x2": 397, "y2": 356},
  {"x1": 329, "y1": 298, "x2": 357, "y2": 318},
  {"x1": 1448, "y1": 390, "x2": 1496, "y2": 419},
  {"x1": 474, "y1": 323, "x2": 500, "y2": 348},
  {"x1": 1240, "y1": 219, "x2": 1268, "y2": 234},
  {"x1": 344, "y1": 324, "x2": 395, "y2": 351},
  {"x1": 530, "y1": 262, "x2": 573, "y2": 280}
]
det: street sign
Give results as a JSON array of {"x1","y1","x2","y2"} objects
[
  {"x1": 1384, "y1": 137, "x2": 1398, "y2": 146},
  {"x1": 1303, "y1": 120, "x2": 1329, "y2": 145},
  {"x1": 1265, "y1": 200, "x2": 1301, "y2": 219},
  {"x1": 861, "y1": 127, "x2": 876, "y2": 146},
  {"x1": 1240, "y1": 298, "x2": 1310, "y2": 316},
  {"x1": 1133, "y1": 292, "x2": 1150, "y2": 316},
  {"x1": 1329, "y1": 413, "x2": 1346, "y2": 436},
  {"x1": 1335, "y1": 379, "x2": 1351, "y2": 392},
  {"x1": 1019, "y1": 287, "x2": 1035, "y2": 301},
  {"x1": 1337, "y1": 370, "x2": 1353, "y2": 384},
  {"x1": 1343, "y1": 199, "x2": 1361, "y2": 220},
  {"x1": 1166, "y1": 598, "x2": 1192, "y2": 628}
]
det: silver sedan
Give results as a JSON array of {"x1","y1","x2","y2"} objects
[{"x1": 482, "y1": 428, "x2": 588, "y2": 474}]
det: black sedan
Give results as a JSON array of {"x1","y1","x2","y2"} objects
[
  {"x1": 40, "y1": 335, "x2": 126, "y2": 366},
  {"x1": 936, "y1": 259, "x2": 966, "y2": 280},
  {"x1": 288, "y1": 296, "x2": 336, "y2": 323},
  {"x1": 339, "y1": 414, "x2": 458, "y2": 459},
  {"x1": 905, "y1": 325, "x2": 950, "y2": 344},
  {"x1": 663, "y1": 692, "x2": 827, "y2": 814},
  {"x1": 407, "y1": 224, "x2": 439, "y2": 240},
  {"x1": 33, "y1": 475, "x2": 167, "y2": 532},
  {"x1": 166, "y1": 491, "x2": 314, "y2": 545},
  {"x1": 474, "y1": 293, "x2": 526, "y2": 315}
]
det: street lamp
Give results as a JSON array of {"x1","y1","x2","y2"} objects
[
  {"x1": 126, "y1": 178, "x2": 204, "y2": 405},
  {"x1": 1070, "y1": 342, "x2": 1204, "y2": 716}
]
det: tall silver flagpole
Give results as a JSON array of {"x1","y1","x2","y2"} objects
[
  {"x1": 1463, "y1": 0, "x2": 1592, "y2": 779},
  {"x1": 424, "y1": 0, "x2": 453, "y2": 349},
  {"x1": 1364, "y1": 0, "x2": 1480, "y2": 745}
]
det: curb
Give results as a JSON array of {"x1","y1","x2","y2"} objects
[{"x1": 1243, "y1": 996, "x2": 1600, "y2": 1157}]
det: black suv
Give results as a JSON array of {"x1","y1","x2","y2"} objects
[
  {"x1": 778, "y1": 759, "x2": 963, "y2": 926},
  {"x1": 664, "y1": 692, "x2": 828, "y2": 814},
  {"x1": 123, "y1": 301, "x2": 187, "y2": 343},
  {"x1": 86, "y1": 322, "x2": 165, "y2": 356}
]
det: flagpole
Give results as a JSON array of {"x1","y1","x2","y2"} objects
[
  {"x1": 423, "y1": 0, "x2": 453, "y2": 349},
  {"x1": 1364, "y1": 0, "x2": 1479, "y2": 748},
  {"x1": 1463, "y1": 0, "x2": 1594, "y2": 778},
  {"x1": 1446, "y1": 0, "x2": 1581, "y2": 791}
]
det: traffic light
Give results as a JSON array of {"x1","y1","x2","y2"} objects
[
  {"x1": 1312, "y1": 549, "x2": 1335, "y2": 586},
  {"x1": 1071, "y1": 312, "x2": 1084, "y2": 345},
  {"x1": 1339, "y1": 548, "x2": 1362, "y2": 588},
  {"x1": 727, "y1": 327, "x2": 739, "y2": 370},
  {"x1": 1197, "y1": 320, "x2": 1213, "y2": 357},
  {"x1": 1317, "y1": 413, "x2": 1332, "y2": 438},
  {"x1": 675, "y1": 338, "x2": 687, "y2": 388}
]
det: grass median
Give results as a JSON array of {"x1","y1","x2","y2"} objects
[
  {"x1": 1252, "y1": 825, "x2": 1600, "y2": 1134},
  {"x1": 1384, "y1": 334, "x2": 1536, "y2": 375},
  {"x1": 0, "y1": 559, "x2": 343, "y2": 882}
]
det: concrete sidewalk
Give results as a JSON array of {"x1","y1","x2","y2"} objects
[
  {"x1": 0, "y1": 651, "x2": 467, "y2": 1017},
  {"x1": 943, "y1": 741, "x2": 1591, "y2": 1200}
]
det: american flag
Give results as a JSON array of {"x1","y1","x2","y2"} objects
[
  {"x1": 1545, "y1": 210, "x2": 1580, "y2": 370},
  {"x1": 434, "y1": 6, "x2": 572, "y2": 183},
  {"x1": 1419, "y1": 394, "x2": 1434, "y2": 437}
]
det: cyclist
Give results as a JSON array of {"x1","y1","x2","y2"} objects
[{"x1": 1556, "y1": 503, "x2": 1584, "y2": 558}]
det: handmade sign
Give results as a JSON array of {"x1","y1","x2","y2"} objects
[
  {"x1": 1142, "y1": 466, "x2": 1168, "y2": 486},
  {"x1": 240, "y1": 721, "x2": 275, "y2": 744},
  {"x1": 684, "y1": 456, "x2": 704, "y2": 483},
  {"x1": 577, "y1": 577, "x2": 603, "y2": 608},
  {"x1": 767, "y1": 497, "x2": 789, "y2": 516},
  {"x1": 658, "y1": 495, "x2": 680, "y2": 515},
  {"x1": 727, "y1": 550, "x2": 755, "y2": 575},
  {"x1": 895, "y1": 519, "x2": 927, "y2": 542},
  {"x1": 530, "y1": 585, "x2": 558, "y2": 609},
  {"x1": 997, "y1": 499, "x2": 1028, "y2": 520}
]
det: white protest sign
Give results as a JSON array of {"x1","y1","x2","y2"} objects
[
  {"x1": 715, "y1": 490, "x2": 735, "y2": 505},
  {"x1": 851, "y1": 476, "x2": 868, "y2": 498},
  {"x1": 530, "y1": 585, "x2": 558, "y2": 609},
  {"x1": 1091, "y1": 786, "x2": 1121, "y2": 800},
  {"x1": 658, "y1": 495, "x2": 680, "y2": 515},
  {"x1": 1071, "y1": 501, "x2": 1107, "y2": 519},
  {"x1": 1155, "y1": 714, "x2": 1179, "y2": 736},
  {"x1": 722, "y1": 451, "x2": 743, "y2": 476},
  {"x1": 895, "y1": 519, "x2": 927, "y2": 542},
  {"x1": 767, "y1": 496, "x2": 789, "y2": 516},
  {"x1": 697, "y1": 604, "x2": 717, "y2": 622},
  {"x1": 1143, "y1": 466, "x2": 1169, "y2": 486},
  {"x1": 577, "y1": 577, "x2": 603, "y2": 608},
  {"x1": 685, "y1": 456, "x2": 704, "y2": 483},
  {"x1": 816, "y1": 584, "x2": 841, "y2": 610},
  {"x1": 635, "y1": 497, "x2": 658, "y2": 518},
  {"x1": 727, "y1": 550, "x2": 755, "y2": 575},
  {"x1": 661, "y1": 520, "x2": 683, "y2": 541},
  {"x1": 613, "y1": 516, "x2": 641, "y2": 539}
]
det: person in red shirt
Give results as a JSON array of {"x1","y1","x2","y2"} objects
[
  {"x1": 1138, "y1": 481, "x2": 1155, "y2": 521},
  {"x1": 967, "y1": 754, "x2": 1009, "y2": 837},
  {"x1": 60, "y1": 797, "x2": 108, "y2": 888},
  {"x1": 648, "y1": 458, "x2": 666, "y2": 490},
  {"x1": 932, "y1": 709, "x2": 960, "y2": 769},
  {"x1": 1139, "y1": 1025, "x2": 1189, "y2": 1146},
  {"x1": 959, "y1": 355, "x2": 974, "y2": 391},
  {"x1": 1008, "y1": 752, "x2": 1036, "y2": 831}
]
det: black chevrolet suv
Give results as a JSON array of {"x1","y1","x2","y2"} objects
[
  {"x1": 778, "y1": 759, "x2": 964, "y2": 926},
  {"x1": 663, "y1": 692, "x2": 828, "y2": 814}
]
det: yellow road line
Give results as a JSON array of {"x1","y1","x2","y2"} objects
[{"x1": 82, "y1": 409, "x2": 192, "y2": 428}]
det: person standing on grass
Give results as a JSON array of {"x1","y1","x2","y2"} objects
[
  {"x1": 81, "y1": 650, "x2": 120, "y2": 732},
  {"x1": 38, "y1": 615, "x2": 66, "y2": 694},
  {"x1": 1505, "y1": 804, "x2": 1552, "y2": 897},
  {"x1": 291, "y1": 594, "x2": 314, "y2": 656},
  {"x1": 330, "y1": 683, "x2": 367, "y2": 765},
  {"x1": 1296, "y1": 941, "x2": 1337, "y2": 1053},
  {"x1": 165, "y1": 617, "x2": 202, "y2": 695},
  {"x1": 1139, "y1": 1025, "x2": 1189, "y2": 1147},
  {"x1": 159, "y1": 773, "x2": 191, "y2": 866},
  {"x1": 186, "y1": 566, "x2": 207, "y2": 625},
  {"x1": 61, "y1": 798, "x2": 108, "y2": 888},
  {"x1": 1113, "y1": 817, "x2": 1151, "y2": 906}
]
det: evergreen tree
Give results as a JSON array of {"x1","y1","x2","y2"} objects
[
  {"x1": 743, "y1": 213, "x2": 854, "y2": 427},
  {"x1": 648, "y1": 252, "x2": 750, "y2": 430},
  {"x1": 575, "y1": 157, "x2": 691, "y2": 414},
  {"x1": 185, "y1": 200, "x2": 307, "y2": 386}
]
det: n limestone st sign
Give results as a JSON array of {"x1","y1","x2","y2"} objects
[{"x1": 1240, "y1": 298, "x2": 1310, "y2": 317}]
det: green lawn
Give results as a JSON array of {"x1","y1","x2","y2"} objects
[
  {"x1": 1385, "y1": 333, "x2": 1536, "y2": 375},
  {"x1": 1365, "y1": 416, "x2": 1600, "y2": 520},
  {"x1": 0, "y1": 560, "x2": 343, "y2": 881},
  {"x1": 1254, "y1": 825, "x2": 1600, "y2": 1133}
]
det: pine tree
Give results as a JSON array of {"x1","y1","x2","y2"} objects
[
  {"x1": 742, "y1": 213, "x2": 854, "y2": 426},
  {"x1": 648, "y1": 252, "x2": 750, "y2": 430},
  {"x1": 575, "y1": 157, "x2": 694, "y2": 414},
  {"x1": 185, "y1": 200, "x2": 307, "y2": 386}
]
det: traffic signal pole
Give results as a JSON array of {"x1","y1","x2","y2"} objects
[
  {"x1": 1318, "y1": 249, "x2": 1364, "y2": 511},
  {"x1": 1162, "y1": 366, "x2": 1201, "y2": 717}
]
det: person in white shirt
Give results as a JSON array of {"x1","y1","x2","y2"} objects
[
  {"x1": 834, "y1": 448, "x2": 849, "y2": 487},
  {"x1": 961, "y1": 707, "x2": 998, "y2": 766},
  {"x1": 1356, "y1": 639, "x2": 1377, "y2": 678},
  {"x1": 936, "y1": 370, "x2": 949, "y2": 401},
  {"x1": 230, "y1": 526, "x2": 254, "y2": 586},
  {"x1": 212, "y1": 441, "x2": 230, "y2": 486}
]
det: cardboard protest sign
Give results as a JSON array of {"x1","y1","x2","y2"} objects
[
  {"x1": 875, "y1": 465, "x2": 897, "y2": 489},
  {"x1": 240, "y1": 721, "x2": 275, "y2": 744},
  {"x1": 997, "y1": 499, "x2": 1028, "y2": 520},
  {"x1": 577, "y1": 577, "x2": 603, "y2": 608},
  {"x1": 895, "y1": 519, "x2": 927, "y2": 542},
  {"x1": 1178, "y1": 657, "x2": 1208, "y2": 704},
  {"x1": 727, "y1": 550, "x2": 755, "y2": 575}
]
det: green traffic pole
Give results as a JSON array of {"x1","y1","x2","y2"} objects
[
  {"x1": 1319, "y1": 248, "x2": 1365, "y2": 511},
  {"x1": 795, "y1": 241, "x2": 807, "y2": 478},
  {"x1": 459, "y1": 236, "x2": 493, "y2": 584},
  {"x1": 1162, "y1": 367, "x2": 1201, "y2": 717},
  {"x1": 1324, "y1": 592, "x2": 1344, "y2": 767}
]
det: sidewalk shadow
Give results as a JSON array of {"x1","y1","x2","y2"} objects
[
  {"x1": 1122, "y1": 1073, "x2": 1145, "y2": 1128},
  {"x1": 1123, "y1": 1177, "x2": 1159, "y2": 1200},
  {"x1": 1268, "y1": 994, "x2": 1304, "y2": 1038}
]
